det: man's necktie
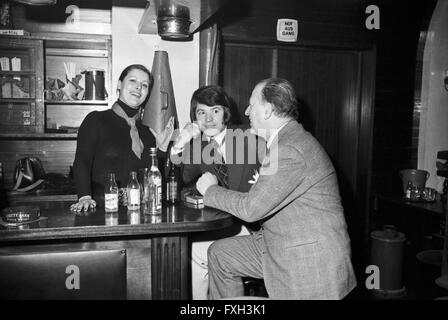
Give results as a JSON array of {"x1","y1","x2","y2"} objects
[{"x1": 209, "y1": 137, "x2": 229, "y2": 189}]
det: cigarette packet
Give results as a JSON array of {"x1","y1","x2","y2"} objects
[{"x1": 185, "y1": 194, "x2": 204, "y2": 205}]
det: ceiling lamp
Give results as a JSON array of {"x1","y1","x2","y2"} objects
[
  {"x1": 139, "y1": 0, "x2": 229, "y2": 41},
  {"x1": 156, "y1": 1, "x2": 191, "y2": 40}
]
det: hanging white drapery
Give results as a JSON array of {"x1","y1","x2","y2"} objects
[{"x1": 418, "y1": 0, "x2": 448, "y2": 191}]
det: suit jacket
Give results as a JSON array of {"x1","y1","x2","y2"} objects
[
  {"x1": 204, "y1": 120, "x2": 357, "y2": 299},
  {"x1": 180, "y1": 125, "x2": 262, "y2": 193}
]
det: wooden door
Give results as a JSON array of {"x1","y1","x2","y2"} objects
[{"x1": 276, "y1": 47, "x2": 361, "y2": 215}]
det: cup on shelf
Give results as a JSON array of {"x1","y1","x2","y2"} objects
[{"x1": 423, "y1": 187, "x2": 437, "y2": 202}]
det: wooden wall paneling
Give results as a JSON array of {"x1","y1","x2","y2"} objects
[
  {"x1": 276, "y1": 47, "x2": 365, "y2": 266},
  {"x1": 223, "y1": 18, "x2": 368, "y2": 47},
  {"x1": 222, "y1": 44, "x2": 367, "y2": 203},
  {"x1": 334, "y1": 50, "x2": 362, "y2": 199},
  {"x1": 151, "y1": 236, "x2": 189, "y2": 299},
  {"x1": 0, "y1": 140, "x2": 76, "y2": 188},
  {"x1": 199, "y1": 0, "x2": 222, "y2": 87},
  {"x1": 357, "y1": 48, "x2": 376, "y2": 260},
  {"x1": 220, "y1": 0, "x2": 370, "y2": 47},
  {"x1": 277, "y1": 48, "x2": 361, "y2": 187},
  {"x1": 221, "y1": 43, "x2": 274, "y2": 123}
]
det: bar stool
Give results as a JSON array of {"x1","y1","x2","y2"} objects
[
  {"x1": 243, "y1": 277, "x2": 268, "y2": 297},
  {"x1": 216, "y1": 278, "x2": 269, "y2": 300}
]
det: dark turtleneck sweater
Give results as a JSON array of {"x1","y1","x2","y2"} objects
[
  {"x1": 117, "y1": 98, "x2": 139, "y2": 117},
  {"x1": 73, "y1": 100, "x2": 160, "y2": 202}
]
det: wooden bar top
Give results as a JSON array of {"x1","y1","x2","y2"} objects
[{"x1": 0, "y1": 201, "x2": 236, "y2": 242}]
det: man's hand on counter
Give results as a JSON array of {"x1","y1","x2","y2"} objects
[{"x1": 70, "y1": 196, "x2": 96, "y2": 213}]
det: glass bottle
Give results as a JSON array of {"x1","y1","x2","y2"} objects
[
  {"x1": 165, "y1": 156, "x2": 179, "y2": 204},
  {"x1": 127, "y1": 209, "x2": 141, "y2": 225},
  {"x1": 410, "y1": 185, "x2": 420, "y2": 201},
  {"x1": 127, "y1": 171, "x2": 141, "y2": 210},
  {"x1": 147, "y1": 147, "x2": 162, "y2": 215},
  {"x1": 141, "y1": 167, "x2": 150, "y2": 207},
  {"x1": 405, "y1": 181, "x2": 412, "y2": 200},
  {"x1": 104, "y1": 172, "x2": 118, "y2": 212},
  {"x1": 105, "y1": 212, "x2": 119, "y2": 226}
]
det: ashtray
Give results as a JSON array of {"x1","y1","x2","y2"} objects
[{"x1": 1, "y1": 205, "x2": 41, "y2": 223}]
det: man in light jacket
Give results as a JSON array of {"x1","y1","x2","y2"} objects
[{"x1": 196, "y1": 78, "x2": 357, "y2": 299}]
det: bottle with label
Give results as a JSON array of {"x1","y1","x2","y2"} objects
[
  {"x1": 104, "y1": 172, "x2": 119, "y2": 212},
  {"x1": 127, "y1": 171, "x2": 141, "y2": 210},
  {"x1": 141, "y1": 167, "x2": 150, "y2": 207},
  {"x1": 147, "y1": 147, "x2": 162, "y2": 215},
  {"x1": 410, "y1": 185, "x2": 420, "y2": 201},
  {"x1": 405, "y1": 181, "x2": 412, "y2": 200},
  {"x1": 165, "y1": 155, "x2": 179, "y2": 204}
]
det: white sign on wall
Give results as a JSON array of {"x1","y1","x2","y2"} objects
[{"x1": 276, "y1": 19, "x2": 298, "y2": 42}]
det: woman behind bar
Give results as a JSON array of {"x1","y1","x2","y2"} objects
[{"x1": 71, "y1": 64, "x2": 157, "y2": 212}]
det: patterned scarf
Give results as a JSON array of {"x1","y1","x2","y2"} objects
[{"x1": 112, "y1": 102, "x2": 144, "y2": 159}]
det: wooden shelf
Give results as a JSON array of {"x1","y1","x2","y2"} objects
[
  {"x1": 46, "y1": 48, "x2": 109, "y2": 58},
  {"x1": 45, "y1": 100, "x2": 108, "y2": 105},
  {"x1": 0, "y1": 133, "x2": 77, "y2": 140},
  {"x1": 43, "y1": 34, "x2": 111, "y2": 51}
]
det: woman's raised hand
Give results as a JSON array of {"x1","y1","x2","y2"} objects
[
  {"x1": 149, "y1": 116, "x2": 176, "y2": 152},
  {"x1": 173, "y1": 122, "x2": 201, "y2": 151}
]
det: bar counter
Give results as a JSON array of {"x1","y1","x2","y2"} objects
[
  {"x1": 0, "y1": 200, "x2": 236, "y2": 300},
  {"x1": 0, "y1": 200, "x2": 235, "y2": 241}
]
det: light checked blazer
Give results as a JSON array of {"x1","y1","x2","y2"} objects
[{"x1": 204, "y1": 120, "x2": 357, "y2": 299}]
